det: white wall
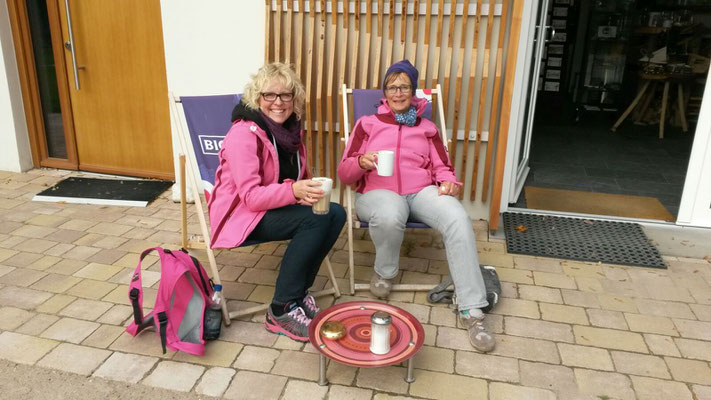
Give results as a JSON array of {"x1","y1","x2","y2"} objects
[
  {"x1": 159, "y1": 1, "x2": 265, "y2": 200},
  {"x1": 0, "y1": 2, "x2": 33, "y2": 173},
  {"x1": 159, "y1": 1, "x2": 265, "y2": 96}
]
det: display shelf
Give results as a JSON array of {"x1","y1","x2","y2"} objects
[{"x1": 574, "y1": 0, "x2": 632, "y2": 112}]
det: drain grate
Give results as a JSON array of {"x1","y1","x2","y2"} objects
[{"x1": 503, "y1": 212, "x2": 665, "y2": 268}]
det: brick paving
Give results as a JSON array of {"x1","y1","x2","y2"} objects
[{"x1": 0, "y1": 168, "x2": 711, "y2": 399}]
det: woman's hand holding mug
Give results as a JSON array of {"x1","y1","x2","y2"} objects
[
  {"x1": 292, "y1": 179, "x2": 324, "y2": 205},
  {"x1": 359, "y1": 151, "x2": 394, "y2": 176},
  {"x1": 358, "y1": 152, "x2": 378, "y2": 170}
]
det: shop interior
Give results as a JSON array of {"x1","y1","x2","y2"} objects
[{"x1": 513, "y1": 0, "x2": 711, "y2": 221}]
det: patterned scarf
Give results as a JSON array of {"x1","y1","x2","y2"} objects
[
  {"x1": 260, "y1": 112, "x2": 302, "y2": 153},
  {"x1": 394, "y1": 106, "x2": 417, "y2": 127}
]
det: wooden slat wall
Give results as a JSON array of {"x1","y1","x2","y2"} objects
[{"x1": 265, "y1": 0, "x2": 519, "y2": 208}]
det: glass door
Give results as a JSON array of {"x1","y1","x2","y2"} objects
[
  {"x1": 508, "y1": 0, "x2": 552, "y2": 203},
  {"x1": 678, "y1": 69, "x2": 711, "y2": 228},
  {"x1": 12, "y1": 0, "x2": 78, "y2": 169},
  {"x1": 27, "y1": 0, "x2": 74, "y2": 159}
]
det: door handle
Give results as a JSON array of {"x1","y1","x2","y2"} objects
[
  {"x1": 536, "y1": 25, "x2": 556, "y2": 43},
  {"x1": 63, "y1": 0, "x2": 80, "y2": 90},
  {"x1": 546, "y1": 25, "x2": 556, "y2": 43}
]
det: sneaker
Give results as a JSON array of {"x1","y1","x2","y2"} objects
[
  {"x1": 459, "y1": 310, "x2": 495, "y2": 352},
  {"x1": 370, "y1": 272, "x2": 392, "y2": 298},
  {"x1": 265, "y1": 303, "x2": 311, "y2": 342},
  {"x1": 298, "y1": 294, "x2": 320, "y2": 319}
]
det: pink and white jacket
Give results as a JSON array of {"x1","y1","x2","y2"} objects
[
  {"x1": 338, "y1": 97, "x2": 461, "y2": 194},
  {"x1": 207, "y1": 120, "x2": 308, "y2": 249}
]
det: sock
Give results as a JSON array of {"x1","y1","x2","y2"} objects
[
  {"x1": 461, "y1": 308, "x2": 484, "y2": 319},
  {"x1": 270, "y1": 303, "x2": 285, "y2": 316},
  {"x1": 271, "y1": 301, "x2": 299, "y2": 317}
]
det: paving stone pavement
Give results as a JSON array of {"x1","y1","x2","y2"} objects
[{"x1": 1, "y1": 169, "x2": 711, "y2": 399}]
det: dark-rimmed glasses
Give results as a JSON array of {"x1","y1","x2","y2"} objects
[
  {"x1": 261, "y1": 92, "x2": 294, "y2": 102},
  {"x1": 385, "y1": 85, "x2": 413, "y2": 95}
]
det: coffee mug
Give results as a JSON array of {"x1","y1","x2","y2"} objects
[
  {"x1": 373, "y1": 150, "x2": 394, "y2": 177},
  {"x1": 311, "y1": 177, "x2": 333, "y2": 215}
]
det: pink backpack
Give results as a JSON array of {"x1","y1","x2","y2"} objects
[{"x1": 126, "y1": 247, "x2": 214, "y2": 356}]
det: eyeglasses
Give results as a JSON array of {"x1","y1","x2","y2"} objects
[
  {"x1": 261, "y1": 92, "x2": 294, "y2": 102},
  {"x1": 385, "y1": 85, "x2": 413, "y2": 95}
]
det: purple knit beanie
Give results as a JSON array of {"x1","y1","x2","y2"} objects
[{"x1": 383, "y1": 59, "x2": 418, "y2": 92}]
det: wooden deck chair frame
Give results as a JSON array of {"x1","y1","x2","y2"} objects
[
  {"x1": 340, "y1": 84, "x2": 450, "y2": 295},
  {"x1": 168, "y1": 92, "x2": 342, "y2": 323}
]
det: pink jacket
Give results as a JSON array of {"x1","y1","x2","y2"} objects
[
  {"x1": 207, "y1": 120, "x2": 308, "y2": 249},
  {"x1": 338, "y1": 97, "x2": 461, "y2": 194}
]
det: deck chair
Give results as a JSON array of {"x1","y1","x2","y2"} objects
[
  {"x1": 169, "y1": 93, "x2": 341, "y2": 322},
  {"x1": 340, "y1": 84, "x2": 450, "y2": 295}
]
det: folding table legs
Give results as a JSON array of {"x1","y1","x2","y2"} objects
[
  {"x1": 611, "y1": 80, "x2": 650, "y2": 132},
  {"x1": 660, "y1": 81, "x2": 670, "y2": 139},
  {"x1": 677, "y1": 83, "x2": 688, "y2": 133},
  {"x1": 611, "y1": 78, "x2": 689, "y2": 139},
  {"x1": 318, "y1": 354, "x2": 328, "y2": 386},
  {"x1": 317, "y1": 354, "x2": 417, "y2": 386},
  {"x1": 406, "y1": 357, "x2": 416, "y2": 383}
]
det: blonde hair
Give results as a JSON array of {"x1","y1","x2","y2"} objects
[{"x1": 242, "y1": 62, "x2": 306, "y2": 120}]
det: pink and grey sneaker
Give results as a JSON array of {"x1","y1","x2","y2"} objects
[
  {"x1": 265, "y1": 302, "x2": 311, "y2": 342},
  {"x1": 298, "y1": 294, "x2": 320, "y2": 320}
]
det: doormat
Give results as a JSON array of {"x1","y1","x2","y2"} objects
[
  {"x1": 503, "y1": 212, "x2": 666, "y2": 268},
  {"x1": 33, "y1": 177, "x2": 173, "y2": 207},
  {"x1": 525, "y1": 186, "x2": 675, "y2": 222}
]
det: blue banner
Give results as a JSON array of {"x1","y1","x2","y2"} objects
[{"x1": 180, "y1": 94, "x2": 241, "y2": 198}]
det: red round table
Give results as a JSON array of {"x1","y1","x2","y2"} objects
[{"x1": 308, "y1": 301, "x2": 425, "y2": 386}]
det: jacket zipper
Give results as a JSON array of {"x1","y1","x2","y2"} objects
[{"x1": 396, "y1": 124, "x2": 402, "y2": 194}]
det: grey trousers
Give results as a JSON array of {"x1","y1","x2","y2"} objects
[{"x1": 356, "y1": 186, "x2": 488, "y2": 311}]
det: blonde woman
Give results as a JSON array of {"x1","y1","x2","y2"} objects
[{"x1": 208, "y1": 63, "x2": 346, "y2": 342}]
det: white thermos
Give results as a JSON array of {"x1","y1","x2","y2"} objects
[{"x1": 370, "y1": 311, "x2": 392, "y2": 354}]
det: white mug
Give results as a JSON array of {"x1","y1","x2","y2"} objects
[{"x1": 373, "y1": 150, "x2": 394, "y2": 177}]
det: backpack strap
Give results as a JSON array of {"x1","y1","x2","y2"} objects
[
  {"x1": 126, "y1": 247, "x2": 166, "y2": 336},
  {"x1": 129, "y1": 287, "x2": 142, "y2": 325},
  {"x1": 426, "y1": 275, "x2": 454, "y2": 304},
  {"x1": 157, "y1": 311, "x2": 168, "y2": 354},
  {"x1": 184, "y1": 251, "x2": 211, "y2": 295}
]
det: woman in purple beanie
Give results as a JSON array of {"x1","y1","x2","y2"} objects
[{"x1": 338, "y1": 60, "x2": 495, "y2": 352}]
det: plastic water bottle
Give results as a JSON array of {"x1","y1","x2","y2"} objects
[{"x1": 204, "y1": 284, "x2": 223, "y2": 340}]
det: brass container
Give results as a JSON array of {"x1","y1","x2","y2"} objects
[{"x1": 320, "y1": 321, "x2": 346, "y2": 340}]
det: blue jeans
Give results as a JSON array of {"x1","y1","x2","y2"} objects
[
  {"x1": 246, "y1": 203, "x2": 346, "y2": 304},
  {"x1": 356, "y1": 186, "x2": 488, "y2": 311}
]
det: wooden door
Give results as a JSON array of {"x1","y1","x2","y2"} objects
[{"x1": 58, "y1": 0, "x2": 173, "y2": 179}]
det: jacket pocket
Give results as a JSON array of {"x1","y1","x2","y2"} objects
[{"x1": 414, "y1": 152, "x2": 431, "y2": 169}]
